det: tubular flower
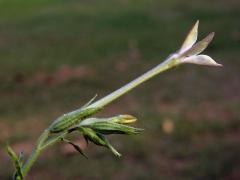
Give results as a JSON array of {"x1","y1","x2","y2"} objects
[{"x1": 176, "y1": 20, "x2": 222, "y2": 67}]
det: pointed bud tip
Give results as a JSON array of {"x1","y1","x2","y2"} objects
[
  {"x1": 195, "y1": 20, "x2": 199, "y2": 26},
  {"x1": 117, "y1": 114, "x2": 137, "y2": 124}
]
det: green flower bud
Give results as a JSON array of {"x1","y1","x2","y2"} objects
[
  {"x1": 78, "y1": 114, "x2": 137, "y2": 126},
  {"x1": 111, "y1": 115, "x2": 137, "y2": 124},
  {"x1": 78, "y1": 127, "x2": 121, "y2": 157},
  {"x1": 49, "y1": 107, "x2": 102, "y2": 133},
  {"x1": 79, "y1": 117, "x2": 143, "y2": 135}
]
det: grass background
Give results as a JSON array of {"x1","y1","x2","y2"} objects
[{"x1": 0, "y1": 0, "x2": 240, "y2": 179}]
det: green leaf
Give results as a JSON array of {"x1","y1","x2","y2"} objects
[
  {"x1": 81, "y1": 94, "x2": 98, "y2": 109},
  {"x1": 5, "y1": 144, "x2": 23, "y2": 180},
  {"x1": 18, "y1": 151, "x2": 24, "y2": 167},
  {"x1": 61, "y1": 138, "x2": 88, "y2": 159}
]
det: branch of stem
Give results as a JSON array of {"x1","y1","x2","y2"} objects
[{"x1": 21, "y1": 55, "x2": 178, "y2": 179}]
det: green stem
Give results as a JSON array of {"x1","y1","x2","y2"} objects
[
  {"x1": 88, "y1": 55, "x2": 178, "y2": 109},
  {"x1": 22, "y1": 130, "x2": 49, "y2": 178},
  {"x1": 41, "y1": 131, "x2": 68, "y2": 150},
  {"x1": 21, "y1": 130, "x2": 69, "y2": 179},
  {"x1": 20, "y1": 54, "x2": 179, "y2": 179}
]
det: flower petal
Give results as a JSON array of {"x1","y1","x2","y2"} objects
[
  {"x1": 181, "y1": 32, "x2": 215, "y2": 57},
  {"x1": 111, "y1": 115, "x2": 137, "y2": 124},
  {"x1": 179, "y1": 20, "x2": 199, "y2": 53},
  {"x1": 180, "y1": 55, "x2": 222, "y2": 67}
]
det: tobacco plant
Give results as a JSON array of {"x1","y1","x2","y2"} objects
[{"x1": 6, "y1": 21, "x2": 222, "y2": 180}]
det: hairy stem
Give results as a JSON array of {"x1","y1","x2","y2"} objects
[
  {"x1": 22, "y1": 130, "x2": 72, "y2": 178},
  {"x1": 9, "y1": 20, "x2": 221, "y2": 179},
  {"x1": 20, "y1": 54, "x2": 178, "y2": 179},
  {"x1": 41, "y1": 132, "x2": 68, "y2": 150},
  {"x1": 22, "y1": 130, "x2": 49, "y2": 177}
]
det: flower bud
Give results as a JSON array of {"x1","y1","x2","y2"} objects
[
  {"x1": 49, "y1": 107, "x2": 102, "y2": 133},
  {"x1": 111, "y1": 115, "x2": 137, "y2": 124},
  {"x1": 78, "y1": 115, "x2": 143, "y2": 135},
  {"x1": 88, "y1": 121, "x2": 143, "y2": 135},
  {"x1": 78, "y1": 127, "x2": 121, "y2": 157},
  {"x1": 79, "y1": 114, "x2": 137, "y2": 126}
]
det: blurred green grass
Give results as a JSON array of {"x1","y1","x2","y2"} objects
[{"x1": 0, "y1": 0, "x2": 240, "y2": 179}]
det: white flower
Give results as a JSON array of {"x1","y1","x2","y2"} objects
[{"x1": 177, "y1": 20, "x2": 222, "y2": 67}]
